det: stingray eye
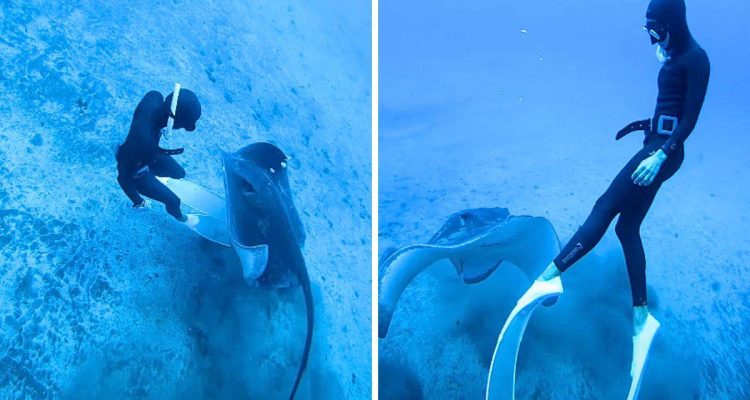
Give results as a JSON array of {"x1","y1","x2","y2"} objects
[{"x1": 242, "y1": 181, "x2": 256, "y2": 195}]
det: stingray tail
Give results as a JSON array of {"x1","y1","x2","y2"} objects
[{"x1": 289, "y1": 264, "x2": 314, "y2": 400}]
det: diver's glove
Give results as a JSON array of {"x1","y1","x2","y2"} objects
[
  {"x1": 616, "y1": 119, "x2": 651, "y2": 140},
  {"x1": 157, "y1": 146, "x2": 185, "y2": 156}
]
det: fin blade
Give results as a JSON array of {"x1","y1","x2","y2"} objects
[
  {"x1": 184, "y1": 214, "x2": 230, "y2": 246},
  {"x1": 627, "y1": 315, "x2": 660, "y2": 400},
  {"x1": 158, "y1": 177, "x2": 227, "y2": 223},
  {"x1": 486, "y1": 278, "x2": 563, "y2": 400}
]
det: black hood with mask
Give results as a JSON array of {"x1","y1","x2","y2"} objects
[
  {"x1": 646, "y1": 0, "x2": 693, "y2": 54},
  {"x1": 164, "y1": 88, "x2": 201, "y2": 131}
]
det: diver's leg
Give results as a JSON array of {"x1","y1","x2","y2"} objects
[
  {"x1": 625, "y1": 143, "x2": 684, "y2": 394},
  {"x1": 533, "y1": 191, "x2": 621, "y2": 307},
  {"x1": 133, "y1": 171, "x2": 185, "y2": 220},
  {"x1": 542, "y1": 192, "x2": 620, "y2": 280},
  {"x1": 615, "y1": 184, "x2": 659, "y2": 334},
  {"x1": 617, "y1": 143, "x2": 684, "y2": 333},
  {"x1": 116, "y1": 160, "x2": 146, "y2": 206},
  {"x1": 150, "y1": 154, "x2": 186, "y2": 179},
  {"x1": 541, "y1": 145, "x2": 657, "y2": 281},
  {"x1": 619, "y1": 187, "x2": 664, "y2": 394},
  {"x1": 117, "y1": 170, "x2": 145, "y2": 206}
]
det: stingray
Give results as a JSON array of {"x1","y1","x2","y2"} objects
[
  {"x1": 159, "y1": 142, "x2": 312, "y2": 400},
  {"x1": 221, "y1": 143, "x2": 312, "y2": 400},
  {"x1": 221, "y1": 143, "x2": 307, "y2": 286},
  {"x1": 378, "y1": 207, "x2": 560, "y2": 338}
]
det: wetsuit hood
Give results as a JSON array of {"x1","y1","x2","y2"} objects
[
  {"x1": 646, "y1": 0, "x2": 692, "y2": 54},
  {"x1": 165, "y1": 88, "x2": 201, "y2": 131}
]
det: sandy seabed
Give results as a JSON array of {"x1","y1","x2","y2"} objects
[
  {"x1": 379, "y1": 34, "x2": 749, "y2": 400},
  {"x1": 379, "y1": 98, "x2": 750, "y2": 399}
]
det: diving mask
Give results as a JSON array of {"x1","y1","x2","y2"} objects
[{"x1": 643, "y1": 22, "x2": 668, "y2": 45}]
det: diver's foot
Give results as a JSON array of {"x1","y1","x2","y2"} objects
[
  {"x1": 177, "y1": 214, "x2": 199, "y2": 227},
  {"x1": 536, "y1": 262, "x2": 562, "y2": 306},
  {"x1": 631, "y1": 313, "x2": 660, "y2": 378},
  {"x1": 537, "y1": 261, "x2": 562, "y2": 282},
  {"x1": 517, "y1": 275, "x2": 563, "y2": 310},
  {"x1": 132, "y1": 200, "x2": 150, "y2": 210},
  {"x1": 633, "y1": 306, "x2": 650, "y2": 336}
]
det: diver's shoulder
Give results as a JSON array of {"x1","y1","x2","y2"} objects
[
  {"x1": 143, "y1": 90, "x2": 164, "y2": 103},
  {"x1": 686, "y1": 45, "x2": 709, "y2": 64},
  {"x1": 676, "y1": 45, "x2": 709, "y2": 72},
  {"x1": 134, "y1": 91, "x2": 164, "y2": 113}
]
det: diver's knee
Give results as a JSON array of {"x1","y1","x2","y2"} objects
[
  {"x1": 593, "y1": 194, "x2": 609, "y2": 208},
  {"x1": 173, "y1": 168, "x2": 186, "y2": 179},
  {"x1": 615, "y1": 220, "x2": 637, "y2": 240},
  {"x1": 591, "y1": 196, "x2": 616, "y2": 218}
]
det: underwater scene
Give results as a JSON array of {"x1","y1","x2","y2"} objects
[
  {"x1": 0, "y1": 1, "x2": 370, "y2": 399},
  {"x1": 379, "y1": 1, "x2": 749, "y2": 399}
]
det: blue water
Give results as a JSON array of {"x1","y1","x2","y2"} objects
[
  {"x1": 380, "y1": 1, "x2": 750, "y2": 399},
  {"x1": 0, "y1": 1, "x2": 370, "y2": 399}
]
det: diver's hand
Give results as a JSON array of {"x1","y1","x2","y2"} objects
[{"x1": 631, "y1": 149, "x2": 667, "y2": 186}]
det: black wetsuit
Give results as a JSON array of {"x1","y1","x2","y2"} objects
[
  {"x1": 552, "y1": 16, "x2": 710, "y2": 306},
  {"x1": 116, "y1": 91, "x2": 185, "y2": 219}
]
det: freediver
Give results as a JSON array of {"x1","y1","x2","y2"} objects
[
  {"x1": 116, "y1": 88, "x2": 202, "y2": 224},
  {"x1": 520, "y1": 0, "x2": 709, "y2": 370}
]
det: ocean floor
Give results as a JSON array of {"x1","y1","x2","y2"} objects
[
  {"x1": 379, "y1": 103, "x2": 750, "y2": 400},
  {"x1": 0, "y1": 1, "x2": 371, "y2": 399},
  {"x1": 379, "y1": 1, "x2": 750, "y2": 399}
]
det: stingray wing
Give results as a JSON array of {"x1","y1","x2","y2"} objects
[
  {"x1": 378, "y1": 214, "x2": 560, "y2": 339},
  {"x1": 449, "y1": 216, "x2": 559, "y2": 284},
  {"x1": 378, "y1": 244, "x2": 453, "y2": 338},
  {"x1": 473, "y1": 216, "x2": 560, "y2": 280}
]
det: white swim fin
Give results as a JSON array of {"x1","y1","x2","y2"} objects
[
  {"x1": 485, "y1": 277, "x2": 563, "y2": 400},
  {"x1": 516, "y1": 277, "x2": 563, "y2": 311},
  {"x1": 628, "y1": 313, "x2": 660, "y2": 400},
  {"x1": 180, "y1": 213, "x2": 231, "y2": 247},
  {"x1": 157, "y1": 177, "x2": 227, "y2": 223}
]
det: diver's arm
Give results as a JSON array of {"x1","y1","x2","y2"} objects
[{"x1": 661, "y1": 50, "x2": 710, "y2": 156}]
